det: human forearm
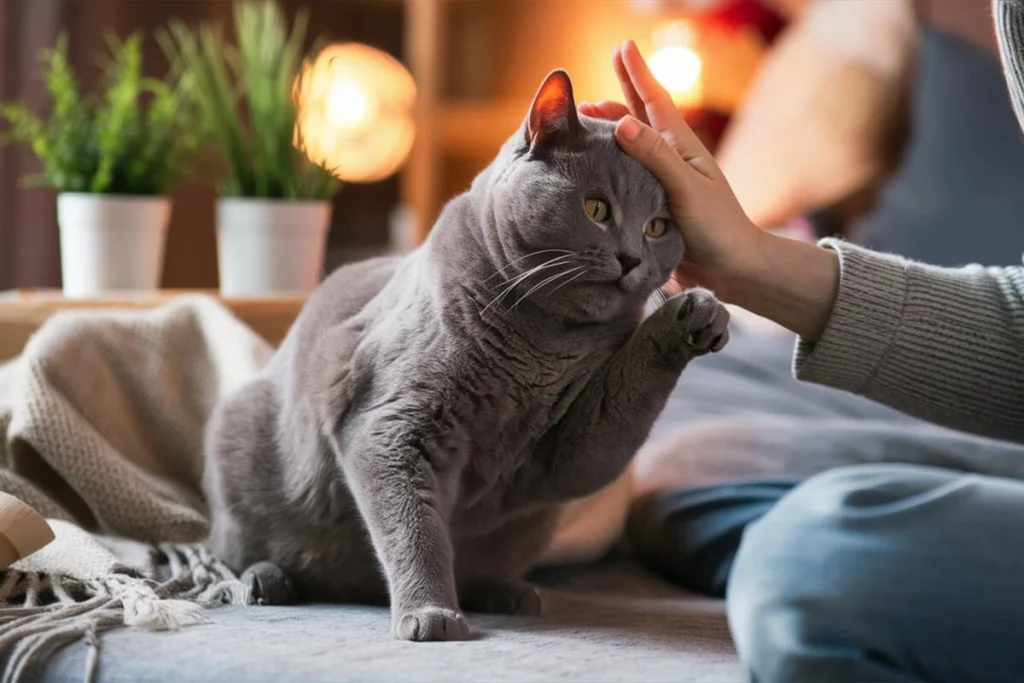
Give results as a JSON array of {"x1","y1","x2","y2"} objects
[
  {"x1": 726, "y1": 229, "x2": 1024, "y2": 442},
  {"x1": 795, "y1": 241, "x2": 1024, "y2": 443},
  {"x1": 725, "y1": 229, "x2": 840, "y2": 342}
]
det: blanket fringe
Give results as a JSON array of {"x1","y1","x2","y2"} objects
[
  {"x1": 2, "y1": 603, "x2": 121, "y2": 683},
  {"x1": 0, "y1": 544, "x2": 250, "y2": 683}
]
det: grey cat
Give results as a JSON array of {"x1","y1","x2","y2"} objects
[{"x1": 203, "y1": 70, "x2": 729, "y2": 642}]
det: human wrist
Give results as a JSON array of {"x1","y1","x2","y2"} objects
[
  {"x1": 724, "y1": 229, "x2": 840, "y2": 340},
  {"x1": 716, "y1": 221, "x2": 775, "y2": 306}
]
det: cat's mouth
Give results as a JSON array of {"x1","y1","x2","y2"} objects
[{"x1": 616, "y1": 272, "x2": 642, "y2": 293}]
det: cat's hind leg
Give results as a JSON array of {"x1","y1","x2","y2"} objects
[
  {"x1": 241, "y1": 561, "x2": 296, "y2": 605},
  {"x1": 458, "y1": 579, "x2": 541, "y2": 616},
  {"x1": 203, "y1": 378, "x2": 283, "y2": 577},
  {"x1": 454, "y1": 509, "x2": 557, "y2": 616}
]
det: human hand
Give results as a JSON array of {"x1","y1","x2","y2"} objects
[
  {"x1": 579, "y1": 40, "x2": 763, "y2": 300},
  {"x1": 581, "y1": 40, "x2": 840, "y2": 341}
]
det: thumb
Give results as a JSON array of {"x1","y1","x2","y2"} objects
[{"x1": 615, "y1": 115, "x2": 692, "y2": 199}]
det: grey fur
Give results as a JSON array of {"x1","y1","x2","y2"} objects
[{"x1": 203, "y1": 70, "x2": 729, "y2": 641}]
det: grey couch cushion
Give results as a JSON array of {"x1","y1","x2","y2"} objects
[
  {"x1": 852, "y1": 27, "x2": 1024, "y2": 267},
  {"x1": 42, "y1": 562, "x2": 740, "y2": 683}
]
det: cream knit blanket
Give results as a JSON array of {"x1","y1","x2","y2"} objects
[
  {"x1": 0, "y1": 296, "x2": 271, "y2": 682},
  {"x1": 0, "y1": 295, "x2": 631, "y2": 681}
]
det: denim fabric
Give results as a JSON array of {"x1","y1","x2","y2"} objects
[
  {"x1": 729, "y1": 464, "x2": 1024, "y2": 683},
  {"x1": 629, "y1": 481, "x2": 797, "y2": 598}
]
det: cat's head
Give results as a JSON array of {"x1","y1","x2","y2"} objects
[{"x1": 478, "y1": 69, "x2": 684, "y2": 324}]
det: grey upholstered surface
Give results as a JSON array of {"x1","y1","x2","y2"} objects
[
  {"x1": 853, "y1": 27, "x2": 1024, "y2": 267},
  {"x1": 42, "y1": 562, "x2": 741, "y2": 683}
]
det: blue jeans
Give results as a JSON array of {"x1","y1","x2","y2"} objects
[{"x1": 727, "y1": 464, "x2": 1024, "y2": 682}]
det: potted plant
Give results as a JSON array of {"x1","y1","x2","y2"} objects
[
  {"x1": 0, "y1": 34, "x2": 202, "y2": 298},
  {"x1": 165, "y1": 1, "x2": 341, "y2": 297}
]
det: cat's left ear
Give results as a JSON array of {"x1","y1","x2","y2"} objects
[{"x1": 525, "y1": 69, "x2": 580, "y2": 149}]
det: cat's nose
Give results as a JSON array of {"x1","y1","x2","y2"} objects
[{"x1": 617, "y1": 254, "x2": 642, "y2": 276}]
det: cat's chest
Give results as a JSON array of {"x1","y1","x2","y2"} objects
[
  {"x1": 359, "y1": 306, "x2": 629, "y2": 509},
  {"x1": 458, "y1": 347, "x2": 595, "y2": 433},
  {"x1": 430, "y1": 346, "x2": 604, "y2": 506}
]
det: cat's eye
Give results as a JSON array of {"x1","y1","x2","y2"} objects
[
  {"x1": 644, "y1": 218, "x2": 669, "y2": 239},
  {"x1": 584, "y1": 197, "x2": 611, "y2": 223}
]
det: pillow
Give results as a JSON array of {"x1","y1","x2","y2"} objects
[
  {"x1": 850, "y1": 27, "x2": 1024, "y2": 267},
  {"x1": 714, "y1": 0, "x2": 917, "y2": 228}
]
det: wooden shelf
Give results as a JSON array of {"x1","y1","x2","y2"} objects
[{"x1": 0, "y1": 290, "x2": 305, "y2": 362}]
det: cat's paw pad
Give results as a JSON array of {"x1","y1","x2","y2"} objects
[
  {"x1": 460, "y1": 579, "x2": 542, "y2": 616},
  {"x1": 394, "y1": 606, "x2": 470, "y2": 641},
  {"x1": 664, "y1": 288, "x2": 730, "y2": 355},
  {"x1": 241, "y1": 561, "x2": 296, "y2": 606}
]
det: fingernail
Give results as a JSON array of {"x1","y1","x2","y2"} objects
[
  {"x1": 578, "y1": 100, "x2": 591, "y2": 110},
  {"x1": 617, "y1": 115, "x2": 641, "y2": 142}
]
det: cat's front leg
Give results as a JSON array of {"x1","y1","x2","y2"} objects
[
  {"x1": 524, "y1": 288, "x2": 729, "y2": 502},
  {"x1": 339, "y1": 432, "x2": 469, "y2": 641}
]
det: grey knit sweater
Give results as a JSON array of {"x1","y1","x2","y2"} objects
[{"x1": 793, "y1": 0, "x2": 1024, "y2": 444}]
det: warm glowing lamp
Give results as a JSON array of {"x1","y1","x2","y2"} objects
[
  {"x1": 649, "y1": 20, "x2": 704, "y2": 108},
  {"x1": 296, "y1": 43, "x2": 416, "y2": 183}
]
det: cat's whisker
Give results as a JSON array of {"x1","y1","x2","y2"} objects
[
  {"x1": 546, "y1": 268, "x2": 589, "y2": 298},
  {"x1": 483, "y1": 249, "x2": 574, "y2": 283},
  {"x1": 646, "y1": 288, "x2": 669, "y2": 312},
  {"x1": 509, "y1": 266, "x2": 585, "y2": 312},
  {"x1": 495, "y1": 253, "x2": 576, "y2": 290},
  {"x1": 492, "y1": 258, "x2": 570, "y2": 304},
  {"x1": 481, "y1": 255, "x2": 577, "y2": 316}
]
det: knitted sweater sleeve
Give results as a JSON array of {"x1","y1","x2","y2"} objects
[
  {"x1": 794, "y1": 241, "x2": 1024, "y2": 444},
  {"x1": 995, "y1": 0, "x2": 1024, "y2": 134}
]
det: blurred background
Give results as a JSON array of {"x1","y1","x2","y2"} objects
[{"x1": 0, "y1": 0, "x2": 1010, "y2": 292}]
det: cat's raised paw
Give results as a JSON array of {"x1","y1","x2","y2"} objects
[
  {"x1": 662, "y1": 288, "x2": 730, "y2": 356},
  {"x1": 459, "y1": 579, "x2": 542, "y2": 616},
  {"x1": 395, "y1": 606, "x2": 470, "y2": 641}
]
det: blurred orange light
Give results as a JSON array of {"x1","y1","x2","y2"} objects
[
  {"x1": 327, "y1": 81, "x2": 374, "y2": 129},
  {"x1": 650, "y1": 20, "x2": 704, "y2": 108},
  {"x1": 296, "y1": 43, "x2": 416, "y2": 183}
]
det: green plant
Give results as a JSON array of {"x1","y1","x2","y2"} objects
[
  {"x1": 0, "y1": 33, "x2": 203, "y2": 195},
  {"x1": 162, "y1": 1, "x2": 341, "y2": 200}
]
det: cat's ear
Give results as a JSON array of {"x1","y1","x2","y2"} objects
[{"x1": 525, "y1": 69, "x2": 580, "y2": 149}]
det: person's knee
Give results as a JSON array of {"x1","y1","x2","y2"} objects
[{"x1": 726, "y1": 464, "x2": 955, "y2": 681}]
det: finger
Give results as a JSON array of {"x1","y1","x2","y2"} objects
[
  {"x1": 578, "y1": 100, "x2": 630, "y2": 120},
  {"x1": 612, "y1": 47, "x2": 649, "y2": 126},
  {"x1": 619, "y1": 40, "x2": 714, "y2": 168},
  {"x1": 618, "y1": 40, "x2": 681, "y2": 132},
  {"x1": 615, "y1": 115, "x2": 692, "y2": 198},
  {"x1": 663, "y1": 260, "x2": 701, "y2": 294},
  {"x1": 674, "y1": 261, "x2": 702, "y2": 290}
]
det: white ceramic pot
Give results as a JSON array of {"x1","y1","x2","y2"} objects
[
  {"x1": 216, "y1": 198, "x2": 332, "y2": 297},
  {"x1": 57, "y1": 193, "x2": 171, "y2": 299}
]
